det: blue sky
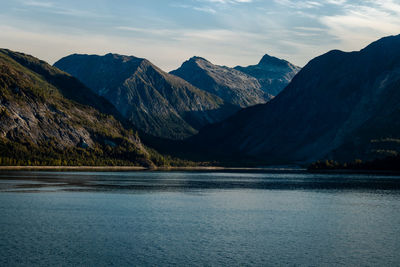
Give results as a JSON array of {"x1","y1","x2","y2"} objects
[{"x1": 1, "y1": 0, "x2": 400, "y2": 71}]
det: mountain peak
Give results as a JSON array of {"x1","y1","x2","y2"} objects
[
  {"x1": 103, "y1": 53, "x2": 143, "y2": 63},
  {"x1": 171, "y1": 56, "x2": 270, "y2": 108},
  {"x1": 233, "y1": 54, "x2": 301, "y2": 96},
  {"x1": 189, "y1": 56, "x2": 210, "y2": 63},
  {"x1": 258, "y1": 54, "x2": 290, "y2": 67}
]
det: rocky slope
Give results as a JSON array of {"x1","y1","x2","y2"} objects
[
  {"x1": 55, "y1": 54, "x2": 237, "y2": 140},
  {"x1": 170, "y1": 57, "x2": 271, "y2": 107},
  {"x1": 0, "y1": 49, "x2": 154, "y2": 166},
  {"x1": 235, "y1": 54, "x2": 301, "y2": 96},
  {"x1": 191, "y1": 35, "x2": 400, "y2": 164}
]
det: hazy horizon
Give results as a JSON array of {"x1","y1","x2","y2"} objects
[{"x1": 1, "y1": 0, "x2": 400, "y2": 71}]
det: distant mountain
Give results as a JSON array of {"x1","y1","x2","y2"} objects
[
  {"x1": 0, "y1": 49, "x2": 155, "y2": 166},
  {"x1": 170, "y1": 57, "x2": 271, "y2": 108},
  {"x1": 235, "y1": 54, "x2": 301, "y2": 96},
  {"x1": 192, "y1": 35, "x2": 400, "y2": 164},
  {"x1": 55, "y1": 54, "x2": 237, "y2": 140}
]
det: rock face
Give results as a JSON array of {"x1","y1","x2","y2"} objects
[
  {"x1": 192, "y1": 35, "x2": 400, "y2": 164},
  {"x1": 235, "y1": 54, "x2": 301, "y2": 96},
  {"x1": 55, "y1": 54, "x2": 237, "y2": 140},
  {"x1": 170, "y1": 57, "x2": 271, "y2": 107},
  {"x1": 0, "y1": 49, "x2": 153, "y2": 166}
]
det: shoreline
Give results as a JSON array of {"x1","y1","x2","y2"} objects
[
  {"x1": 308, "y1": 169, "x2": 400, "y2": 175},
  {"x1": 0, "y1": 165, "x2": 305, "y2": 172},
  {"x1": 0, "y1": 166, "x2": 148, "y2": 171},
  {"x1": 0, "y1": 166, "x2": 399, "y2": 175}
]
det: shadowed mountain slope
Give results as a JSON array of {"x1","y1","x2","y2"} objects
[{"x1": 191, "y1": 35, "x2": 400, "y2": 164}]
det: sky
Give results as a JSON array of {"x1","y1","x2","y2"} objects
[{"x1": 1, "y1": 0, "x2": 400, "y2": 71}]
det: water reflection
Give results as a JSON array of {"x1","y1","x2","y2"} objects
[{"x1": 0, "y1": 171, "x2": 399, "y2": 193}]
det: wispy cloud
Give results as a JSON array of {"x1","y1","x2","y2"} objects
[
  {"x1": 173, "y1": 4, "x2": 216, "y2": 14},
  {"x1": 193, "y1": 6, "x2": 217, "y2": 14},
  {"x1": 172, "y1": 0, "x2": 252, "y2": 15},
  {"x1": 294, "y1": 26, "x2": 326, "y2": 32},
  {"x1": 200, "y1": 0, "x2": 253, "y2": 4},
  {"x1": 22, "y1": 0, "x2": 112, "y2": 18},
  {"x1": 115, "y1": 26, "x2": 175, "y2": 37},
  {"x1": 24, "y1": 0, "x2": 54, "y2": 8},
  {"x1": 3, "y1": 0, "x2": 400, "y2": 71},
  {"x1": 0, "y1": 24, "x2": 266, "y2": 71},
  {"x1": 325, "y1": 0, "x2": 347, "y2": 4},
  {"x1": 319, "y1": 0, "x2": 400, "y2": 48},
  {"x1": 274, "y1": 0, "x2": 323, "y2": 9}
]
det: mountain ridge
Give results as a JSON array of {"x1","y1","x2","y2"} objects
[
  {"x1": 55, "y1": 53, "x2": 238, "y2": 140},
  {"x1": 234, "y1": 54, "x2": 301, "y2": 96},
  {"x1": 170, "y1": 56, "x2": 272, "y2": 108}
]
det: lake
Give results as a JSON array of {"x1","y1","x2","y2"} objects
[{"x1": 1, "y1": 171, "x2": 400, "y2": 266}]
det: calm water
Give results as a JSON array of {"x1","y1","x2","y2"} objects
[{"x1": 1, "y1": 171, "x2": 400, "y2": 266}]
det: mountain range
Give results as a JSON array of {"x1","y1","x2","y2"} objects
[
  {"x1": 2, "y1": 34, "x2": 400, "y2": 167},
  {"x1": 192, "y1": 34, "x2": 400, "y2": 164},
  {"x1": 54, "y1": 54, "x2": 238, "y2": 140},
  {"x1": 55, "y1": 53, "x2": 299, "y2": 140}
]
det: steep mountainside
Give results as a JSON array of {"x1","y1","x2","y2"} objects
[
  {"x1": 55, "y1": 54, "x2": 237, "y2": 140},
  {"x1": 235, "y1": 54, "x2": 301, "y2": 96},
  {"x1": 0, "y1": 49, "x2": 155, "y2": 166},
  {"x1": 170, "y1": 57, "x2": 271, "y2": 107},
  {"x1": 192, "y1": 35, "x2": 400, "y2": 164}
]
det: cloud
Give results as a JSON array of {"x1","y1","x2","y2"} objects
[
  {"x1": 22, "y1": 0, "x2": 111, "y2": 18},
  {"x1": 4, "y1": 0, "x2": 400, "y2": 72},
  {"x1": 23, "y1": 0, "x2": 54, "y2": 8},
  {"x1": 294, "y1": 26, "x2": 326, "y2": 32},
  {"x1": 274, "y1": 0, "x2": 400, "y2": 54},
  {"x1": 115, "y1": 26, "x2": 175, "y2": 37},
  {"x1": 198, "y1": 0, "x2": 253, "y2": 4},
  {"x1": 193, "y1": 6, "x2": 217, "y2": 14},
  {"x1": 208, "y1": 0, "x2": 248, "y2": 3},
  {"x1": 371, "y1": 0, "x2": 400, "y2": 15},
  {"x1": 274, "y1": 0, "x2": 323, "y2": 9},
  {"x1": 319, "y1": 0, "x2": 400, "y2": 49},
  {"x1": 173, "y1": 4, "x2": 216, "y2": 14},
  {"x1": 175, "y1": 0, "x2": 251, "y2": 14},
  {"x1": 325, "y1": 0, "x2": 347, "y2": 5},
  {"x1": 0, "y1": 24, "x2": 271, "y2": 71}
]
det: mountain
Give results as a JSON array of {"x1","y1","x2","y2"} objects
[
  {"x1": 0, "y1": 49, "x2": 155, "y2": 166},
  {"x1": 235, "y1": 54, "x2": 301, "y2": 96},
  {"x1": 54, "y1": 54, "x2": 237, "y2": 140},
  {"x1": 170, "y1": 57, "x2": 271, "y2": 108},
  {"x1": 191, "y1": 34, "x2": 400, "y2": 164}
]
